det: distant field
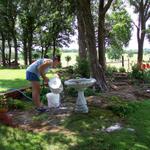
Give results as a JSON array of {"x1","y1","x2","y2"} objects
[
  {"x1": 61, "y1": 52, "x2": 150, "y2": 71},
  {"x1": 61, "y1": 52, "x2": 78, "y2": 67}
]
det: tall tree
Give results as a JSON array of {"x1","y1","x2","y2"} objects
[
  {"x1": 106, "y1": 1, "x2": 132, "y2": 60},
  {"x1": 129, "y1": 0, "x2": 150, "y2": 66},
  {"x1": 0, "y1": 0, "x2": 18, "y2": 66},
  {"x1": 76, "y1": 2, "x2": 87, "y2": 58},
  {"x1": 98, "y1": 0, "x2": 113, "y2": 69},
  {"x1": 76, "y1": 0, "x2": 108, "y2": 91},
  {"x1": 19, "y1": 0, "x2": 44, "y2": 65}
]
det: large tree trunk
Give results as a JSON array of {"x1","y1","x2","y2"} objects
[
  {"x1": 77, "y1": 0, "x2": 108, "y2": 91},
  {"x1": 98, "y1": 13, "x2": 105, "y2": 69},
  {"x1": 77, "y1": 7, "x2": 87, "y2": 58},
  {"x1": 98, "y1": 0, "x2": 113, "y2": 70},
  {"x1": 137, "y1": 1, "x2": 146, "y2": 66}
]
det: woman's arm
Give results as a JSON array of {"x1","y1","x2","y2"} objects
[{"x1": 38, "y1": 59, "x2": 52, "y2": 82}]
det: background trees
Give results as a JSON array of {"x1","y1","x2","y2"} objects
[
  {"x1": 0, "y1": 0, "x2": 149, "y2": 91},
  {"x1": 129, "y1": 0, "x2": 150, "y2": 66},
  {"x1": 0, "y1": 0, "x2": 75, "y2": 66}
]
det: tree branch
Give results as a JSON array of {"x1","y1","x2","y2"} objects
[
  {"x1": 132, "y1": 20, "x2": 139, "y2": 30},
  {"x1": 103, "y1": 0, "x2": 113, "y2": 14}
]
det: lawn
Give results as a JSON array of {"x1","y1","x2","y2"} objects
[
  {"x1": 0, "y1": 100, "x2": 150, "y2": 150},
  {"x1": 0, "y1": 69, "x2": 55, "y2": 92},
  {"x1": 1, "y1": 68, "x2": 150, "y2": 149}
]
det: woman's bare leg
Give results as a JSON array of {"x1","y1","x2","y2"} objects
[{"x1": 31, "y1": 81, "x2": 42, "y2": 107}]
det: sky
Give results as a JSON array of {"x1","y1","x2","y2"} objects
[{"x1": 65, "y1": 4, "x2": 150, "y2": 50}]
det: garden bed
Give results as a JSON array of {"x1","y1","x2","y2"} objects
[{"x1": 1, "y1": 80, "x2": 150, "y2": 133}]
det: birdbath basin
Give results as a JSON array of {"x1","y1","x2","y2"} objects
[{"x1": 64, "y1": 78, "x2": 96, "y2": 113}]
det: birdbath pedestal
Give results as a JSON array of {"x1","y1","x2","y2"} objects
[{"x1": 64, "y1": 78, "x2": 96, "y2": 113}]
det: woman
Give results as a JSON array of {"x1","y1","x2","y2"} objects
[{"x1": 26, "y1": 56, "x2": 60, "y2": 112}]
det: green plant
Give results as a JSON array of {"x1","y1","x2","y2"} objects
[
  {"x1": 107, "y1": 96, "x2": 140, "y2": 117},
  {"x1": 0, "y1": 95, "x2": 8, "y2": 110},
  {"x1": 32, "y1": 113, "x2": 49, "y2": 122},
  {"x1": 105, "y1": 66, "x2": 118, "y2": 77},
  {"x1": 65, "y1": 87, "x2": 77, "y2": 97},
  {"x1": 74, "y1": 57, "x2": 90, "y2": 78},
  {"x1": 131, "y1": 64, "x2": 144, "y2": 80},
  {"x1": 119, "y1": 67, "x2": 126, "y2": 73},
  {"x1": 65, "y1": 56, "x2": 71, "y2": 66},
  {"x1": 84, "y1": 88, "x2": 95, "y2": 96},
  {"x1": 8, "y1": 99, "x2": 28, "y2": 110}
]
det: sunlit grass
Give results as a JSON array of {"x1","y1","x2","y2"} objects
[
  {"x1": 1, "y1": 100, "x2": 150, "y2": 149},
  {"x1": 0, "y1": 69, "x2": 55, "y2": 92}
]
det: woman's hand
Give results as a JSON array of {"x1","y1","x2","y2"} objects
[
  {"x1": 43, "y1": 77, "x2": 49, "y2": 84},
  {"x1": 54, "y1": 73, "x2": 60, "y2": 78}
]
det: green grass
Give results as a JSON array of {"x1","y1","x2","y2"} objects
[
  {"x1": 0, "y1": 69, "x2": 55, "y2": 92},
  {"x1": 0, "y1": 69, "x2": 28, "y2": 92},
  {"x1": 1, "y1": 100, "x2": 150, "y2": 150}
]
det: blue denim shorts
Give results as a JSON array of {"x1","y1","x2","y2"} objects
[{"x1": 26, "y1": 71, "x2": 40, "y2": 81}]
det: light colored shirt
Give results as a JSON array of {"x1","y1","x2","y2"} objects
[{"x1": 26, "y1": 59, "x2": 50, "y2": 77}]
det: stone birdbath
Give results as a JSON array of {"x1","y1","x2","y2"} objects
[{"x1": 64, "y1": 78, "x2": 96, "y2": 113}]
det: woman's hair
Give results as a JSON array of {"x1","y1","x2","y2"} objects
[
  {"x1": 44, "y1": 55, "x2": 49, "y2": 58},
  {"x1": 53, "y1": 55, "x2": 60, "y2": 62}
]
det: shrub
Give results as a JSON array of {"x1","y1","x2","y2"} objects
[
  {"x1": 74, "y1": 57, "x2": 90, "y2": 78},
  {"x1": 119, "y1": 67, "x2": 126, "y2": 73},
  {"x1": 8, "y1": 99, "x2": 27, "y2": 110},
  {"x1": 105, "y1": 66, "x2": 118, "y2": 76},
  {"x1": 84, "y1": 88, "x2": 96, "y2": 96},
  {"x1": 65, "y1": 87, "x2": 77, "y2": 97},
  {"x1": 131, "y1": 64, "x2": 144, "y2": 80}
]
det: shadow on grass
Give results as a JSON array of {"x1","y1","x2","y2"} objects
[
  {"x1": 1, "y1": 102, "x2": 150, "y2": 150},
  {"x1": 0, "y1": 79, "x2": 29, "y2": 92},
  {"x1": 62, "y1": 104, "x2": 150, "y2": 150},
  {"x1": 0, "y1": 125, "x2": 73, "y2": 150}
]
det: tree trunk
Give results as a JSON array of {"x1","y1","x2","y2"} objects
[
  {"x1": 98, "y1": 13, "x2": 106, "y2": 69},
  {"x1": 135, "y1": 0, "x2": 149, "y2": 67},
  {"x1": 11, "y1": 28, "x2": 18, "y2": 67},
  {"x1": 122, "y1": 55, "x2": 124, "y2": 67},
  {"x1": 7, "y1": 37, "x2": 12, "y2": 66},
  {"x1": 77, "y1": 6, "x2": 87, "y2": 58},
  {"x1": 98, "y1": 0, "x2": 113, "y2": 70},
  {"x1": 1, "y1": 32, "x2": 6, "y2": 66},
  {"x1": 77, "y1": 0, "x2": 108, "y2": 91},
  {"x1": 53, "y1": 39, "x2": 56, "y2": 58},
  {"x1": 41, "y1": 46, "x2": 44, "y2": 58},
  {"x1": 22, "y1": 28, "x2": 28, "y2": 65},
  {"x1": 28, "y1": 31, "x2": 33, "y2": 64},
  {"x1": 44, "y1": 46, "x2": 49, "y2": 57}
]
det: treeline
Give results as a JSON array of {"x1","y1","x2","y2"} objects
[{"x1": 0, "y1": 0, "x2": 75, "y2": 67}]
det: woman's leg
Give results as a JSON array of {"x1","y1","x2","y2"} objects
[{"x1": 31, "y1": 81, "x2": 42, "y2": 107}]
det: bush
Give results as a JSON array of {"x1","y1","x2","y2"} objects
[
  {"x1": 84, "y1": 88, "x2": 96, "y2": 96},
  {"x1": 8, "y1": 99, "x2": 27, "y2": 110},
  {"x1": 143, "y1": 70, "x2": 150, "y2": 83},
  {"x1": 74, "y1": 57, "x2": 90, "y2": 78},
  {"x1": 119, "y1": 67, "x2": 126, "y2": 73},
  {"x1": 105, "y1": 66, "x2": 118, "y2": 76},
  {"x1": 65, "y1": 87, "x2": 77, "y2": 97},
  {"x1": 131, "y1": 64, "x2": 144, "y2": 80}
]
